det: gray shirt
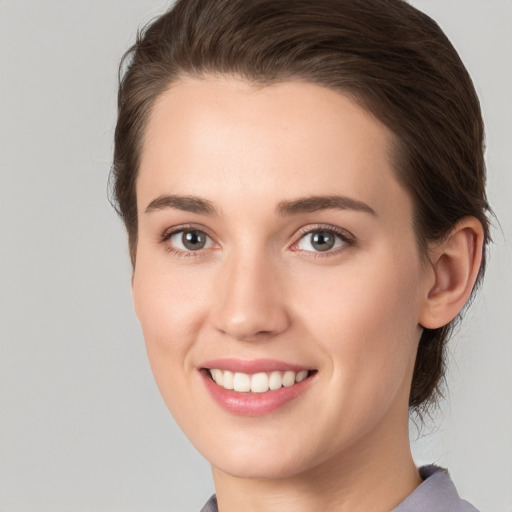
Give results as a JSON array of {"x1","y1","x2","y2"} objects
[{"x1": 199, "y1": 465, "x2": 480, "y2": 511}]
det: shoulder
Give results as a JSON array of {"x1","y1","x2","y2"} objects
[{"x1": 392, "y1": 465, "x2": 480, "y2": 512}]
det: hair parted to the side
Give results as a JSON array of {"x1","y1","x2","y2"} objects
[{"x1": 110, "y1": 0, "x2": 491, "y2": 414}]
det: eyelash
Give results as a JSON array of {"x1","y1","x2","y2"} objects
[
  {"x1": 159, "y1": 223, "x2": 356, "y2": 260},
  {"x1": 160, "y1": 224, "x2": 215, "y2": 260},
  {"x1": 290, "y1": 224, "x2": 356, "y2": 258}
]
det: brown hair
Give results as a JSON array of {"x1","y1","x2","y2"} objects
[{"x1": 111, "y1": 0, "x2": 491, "y2": 413}]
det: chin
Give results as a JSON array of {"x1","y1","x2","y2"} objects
[
  {"x1": 196, "y1": 428, "x2": 323, "y2": 481},
  {"x1": 212, "y1": 453, "x2": 310, "y2": 481}
]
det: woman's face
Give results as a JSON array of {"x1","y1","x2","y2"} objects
[{"x1": 133, "y1": 77, "x2": 433, "y2": 479}]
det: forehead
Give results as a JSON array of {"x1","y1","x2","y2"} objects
[{"x1": 138, "y1": 77, "x2": 408, "y2": 219}]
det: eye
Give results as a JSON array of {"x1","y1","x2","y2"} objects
[
  {"x1": 294, "y1": 228, "x2": 351, "y2": 253},
  {"x1": 166, "y1": 229, "x2": 215, "y2": 252}
]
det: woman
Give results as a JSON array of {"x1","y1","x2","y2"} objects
[{"x1": 111, "y1": 0, "x2": 490, "y2": 510}]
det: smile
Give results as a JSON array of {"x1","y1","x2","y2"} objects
[
  {"x1": 209, "y1": 369, "x2": 310, "y2": 393},
  {"x1": 200, "y1": 360, "x2": 317, "y2": 416}
]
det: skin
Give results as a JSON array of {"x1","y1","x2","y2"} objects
[{"x1": 132, "y1": 77, "x2": 483, "y2": 512}]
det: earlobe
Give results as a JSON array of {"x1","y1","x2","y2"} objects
[{"x1": 419, "y1": 217, "x2": 484, "y2": 329}]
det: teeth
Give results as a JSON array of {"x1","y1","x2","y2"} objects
[
  {"x1": 211, "y1": 369, "x2": 223, "y2": 386},
  {"x1": 251, "y1": 372, "x2": 269, "y2": 393},
  {"x1": 269, "y1": 371, "x2": 283, "y2": 390},
  {"x1": 209, "y1": 369, "x2": 310, "y2": 393},
  {"x1": 296, "y1": 370, "x2": 308, "y2": 382},
  {"x1": 233, "y1": 372, "x2": 251, "y2": 392},
  {"x1": 282, "y1": 370, "x2": 295, "y2": 387},
  {"x1": 223, "y1": 370, "x2": 234, "y2": 390}
]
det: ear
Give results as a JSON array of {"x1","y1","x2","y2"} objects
[{"x1": 419, "y1": 217, "x2": 485, "y2": 329}]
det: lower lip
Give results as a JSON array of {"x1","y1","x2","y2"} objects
[{"x1": 200, "y1": 370, "x2": 315, "y2": 416}]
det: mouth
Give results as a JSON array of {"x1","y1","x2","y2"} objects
[
  {"x1": 207, "y1": 368, "x2": 312, "y2": 393},
  {"x1": 199, "y1": 360, "x2": 317, "y2": 416}
]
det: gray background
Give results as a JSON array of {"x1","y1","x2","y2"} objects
[{"x1": 0, "y1": 0, "x2": 510, "y2": 510}]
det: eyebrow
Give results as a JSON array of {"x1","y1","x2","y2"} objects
[
  {"x1": 145, "y1": 194, "x2": 218, "y2": 215},
  {"x1": 276, "y1": 195, "x2": 376, "y2": 217},
  {"x1": 144, "y1": 193, "x2": 376, "y2": 217}
]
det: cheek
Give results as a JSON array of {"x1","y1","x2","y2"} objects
[
  {"x1": 292, "y1": 249, "x2": 422, "y2": 337},
  {"x1": 290, "y1": 250, "x2": 423, "y2": 403},
  {"x1": 132, "y1": 258, "x2": 211, "y2": 375},
  {"x1": 131, "y1": 260, "x2": 214, "y2": 431},
  {"x1": 134, "y1": 253, "x2": 207, "y2": 328}
]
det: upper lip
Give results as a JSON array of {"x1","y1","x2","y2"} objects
[{"x1": 200, "y1": 358, "x2": 314, "y2": 374}]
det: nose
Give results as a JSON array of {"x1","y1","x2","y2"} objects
[{"x1": 210, "y1": 252, "x2": 291, "y2": 342}]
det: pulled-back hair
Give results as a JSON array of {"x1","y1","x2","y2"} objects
[{"x1": 111, "y1": 0, "x2": 491, "y2": 413}]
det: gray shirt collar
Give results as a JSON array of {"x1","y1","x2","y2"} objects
[
  {"x1": 392, "y1": 465, "x2": 479, "y2": 512},
  {"x1": 200, "y1": 466, "x2": 480, "y2": 512}
]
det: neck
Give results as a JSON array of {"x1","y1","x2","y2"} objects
[{"x1": 211, "y1": 405, "x2": 421, "y2": 512}]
